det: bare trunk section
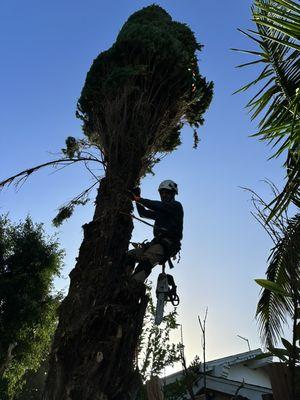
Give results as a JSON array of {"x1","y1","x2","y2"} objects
[
  {"x1": 0, "y1": 343, "x2": 17, "y2": 378},
  {"x1": 44, "y1": 173, "x2": 148, "y2": 400}
]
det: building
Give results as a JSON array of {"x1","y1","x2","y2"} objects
[{"x1": 164, "y1": 349, "x2": 274, "y2": 399}]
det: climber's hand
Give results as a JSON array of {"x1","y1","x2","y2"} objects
[
  {"x1": 128, "y1": 189, "x2": 141, "y2": 202},
  {"x1": 132, "y1": 187, "x2": 141, "y2": 197}
]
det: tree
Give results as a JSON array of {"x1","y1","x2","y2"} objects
[
  {"x1": 235, "y1": 3, "x2": 300, "y2": 396},
  {"x1": 246, "y1": 184, "x2": 299, "y2": 399},
  {"x1": 42, "y1": 6, "x2": 213, "y2": 400},
  {"x1": 234, "y1": 0, "x2": 300, "y2": 218},
  {"x1": 255, "y1": 207, "x2": 300, "y2": 399},
  {"x1": 0, "y1": 5, "x2": 213, "y2": 399},
  {"x1": 255, "y1": 214, "x2": 300, "y2": 349},
  {"x1": 0, "y1": 216, "x2": 63, "y2": 399}
]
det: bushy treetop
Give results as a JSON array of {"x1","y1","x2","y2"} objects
[{"x1": 77, "y1": 4, "x2": 213, "y2": 157}]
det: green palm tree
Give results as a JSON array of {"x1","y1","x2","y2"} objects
[
  {"x1": 246, "y1": 182, "x2": 299, "y2": 348},
  {"x1": 255, "y1": 212, "x2": 300, "y2": 347},
  {"x1": 235, "y1": 0, "x2": 300, "y2": 218},
  {"x1": 255, "y1": 209, "x2": 300, "y2": 400}
]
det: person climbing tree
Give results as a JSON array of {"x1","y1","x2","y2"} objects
[
  {"x1": 1, "y1": 5, "x2": 213, "y2": 398},
  {"x1": 128, "y1": 180, "x2": 183, "y2": 282}
]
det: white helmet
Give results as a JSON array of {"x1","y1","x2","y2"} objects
[{"x1": 158, "y1": 180, "x2": 178, "y2": 195}]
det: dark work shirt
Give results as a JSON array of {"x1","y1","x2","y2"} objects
[{"x1": 136, "y1": 198, "x2": 183, "y2": 244}]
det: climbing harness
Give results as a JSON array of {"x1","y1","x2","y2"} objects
[
  {"x1": 150, "y1": 235, "x2": 181, "y2": 270},
  {"x1": 128, "y1": 240, "x2": 180, "y2": 326},
  {"x1": 155, "y1": 263, "x2": 180, "y2": 326},
  {"x1": 122, "y1": 211, "x2": 181, "y2": 325}
]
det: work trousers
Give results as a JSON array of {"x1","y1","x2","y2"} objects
[{"x1": 127, "y1": 243, "x2": 165, "y2": 267}]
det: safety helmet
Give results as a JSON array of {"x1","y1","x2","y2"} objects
[{"x1": 158, "y1": 180, "x2": 178, "y2": 195}]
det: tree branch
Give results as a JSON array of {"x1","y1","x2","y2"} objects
[
  {"x1": 0, "y1": 157, "x2": 103, "y2": 189},
  {"x1": 0, "y1": 342, "x2": 17, "y2": 377}
]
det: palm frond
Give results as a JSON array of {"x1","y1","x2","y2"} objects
[
  {"x1": 256, "y1": 212, "x2": 300, "y2": 346},
  {"x1": 235, "y1": 0, "x2": 300, "y2": 217}
]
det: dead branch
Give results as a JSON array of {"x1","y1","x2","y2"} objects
[
  {"x1": 198, "y1": 309, "x2": 208, "y2": 395},
  {"x1": 241, "y1": 184, "x2": 288, "y2": 241},
  {"x1": 0, "y1": 156, "x2": 103, "y2": 190}
]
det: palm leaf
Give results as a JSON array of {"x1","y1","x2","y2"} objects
[
  {"x1": 235, "y1": 0, "x2": 300, "y2": 217},
  {"x1": 248, "y1": 28, "x2": 300, "y2": 50},
  {"x1": 256, "y1": 212, "x2": 300, "y2": 346}
]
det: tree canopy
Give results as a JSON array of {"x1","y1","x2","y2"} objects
[
  {"x1": 77, "y1": 4, "x2": 213, "y2": 175},
  {"x1": 0, "y1": 216, "x2": 63, "y2": 399}
]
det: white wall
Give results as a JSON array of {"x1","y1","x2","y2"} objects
[{"x1": 226, "y1": 364, "x2": 271, "y2": 389}]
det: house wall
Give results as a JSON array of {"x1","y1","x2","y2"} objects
[
  {"x1": 209, "y1": 392, "x2": 231, "y2": 400},
  {"x1": 227, "y1": 364, "x2": 271, "y2": 389},
  {"x1": 195, "y1": 392, "x2": 234, "y2": 400}
]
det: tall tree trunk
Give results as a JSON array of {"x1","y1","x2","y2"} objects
[{"x1": 43, "y1": 170, "x2": 148, "y2": 400}]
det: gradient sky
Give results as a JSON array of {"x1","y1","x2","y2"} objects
[{"x1": 0, "y1": 0, "x2": 286, "y2": 372}]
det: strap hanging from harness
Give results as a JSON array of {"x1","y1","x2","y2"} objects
[{"x1": 167, "y1": 258, "x2": 175, "y2": 269}]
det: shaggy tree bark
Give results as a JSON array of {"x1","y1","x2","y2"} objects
[
  {"x1": 44, "y1": 172, "x2": 148, "y2": 400},
  {"x1": 44, "y1": 97, "x2": 182, "y2": 399}
]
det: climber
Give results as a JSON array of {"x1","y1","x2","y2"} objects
[{"x1": 128, "y1": 180, "x2": 183, "y2": 282}]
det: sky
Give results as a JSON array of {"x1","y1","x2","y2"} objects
[{"x1": 0, "y1": 0, "x2": 287, "y2": 373}]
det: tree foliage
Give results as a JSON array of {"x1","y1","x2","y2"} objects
[
  {"x1": 235, "y1": 0, "x2": 300, "y2": 218},
  {"x1": 77, "y1": 4, "x2": 213, "y2": 176},
  {"x1": 247, "y1": 182, "x2": 300, "y2": 398},
  {"x1": 246, "y1": 183, "x2": 299, "y2": 347},
  {"x1": 138, "y1": 284, "x2": 181, "y2": 383},
  {"x1": 0, "y1": 216, "x2": 63, "y2": 399},
  {"x1": 14, "y1": 358, "x2": 49, "y2": 400},
  {"x1": 163, "y1": 356, "x2": 201, "y2": 400},
  {"x1": 255, "y1": 210, "x2": 300, "y2": 347}
]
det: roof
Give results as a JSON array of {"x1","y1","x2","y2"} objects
[
  {"x1": 166, "y1": 348, "x2": 273, "y2": 384},
  {"x1": 164, "y1": 349, "x2": 274, "y2": 399},
  {"x1": 204, "y1": 348, "x2": 266, "y2": 369},
  {"x1": 205, "y1": 348, "x2": 273, "y2": 377}
]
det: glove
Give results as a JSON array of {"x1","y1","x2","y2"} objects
[
  {"x1": 128, "y1": 187, "x2": 141, "y2": 202},
  {"x1": 132, "y1": 187, "x2": 141, "y2": 197}
]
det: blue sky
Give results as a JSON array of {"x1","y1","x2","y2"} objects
[{"x1": 0, "y1": 0, "x2": 286, "y2": 370}]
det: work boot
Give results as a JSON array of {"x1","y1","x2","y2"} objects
[{"x1": 132, "y1": 260, "x2": 153, "y2": 283}]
